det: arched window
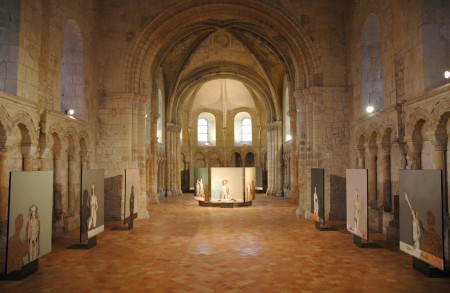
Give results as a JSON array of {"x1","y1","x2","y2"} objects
[
  {"x1": 197, "y1": 112, "x2": 216, "y2": 146},
  {"x1": 61, "y1": 20, "x2": 84, "y2": 120},
  {"x1": 361, "y1": 14, "x2": 383, "y2": 115},
  {"x1": 198, "y1": 118, "x2": 208, "y2": 142},
  {"x1": 234, "y1": 112, "x2": 252, "y2": 146}
]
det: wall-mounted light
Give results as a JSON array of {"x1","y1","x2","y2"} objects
[
  {"x1": 445, "y1": 70, "x2": 450, "y2": 79},
  {"x1": 366, "y1": 105, "x2": 374, "y2": 113},
  {"x1": 65, "y1": 109, "x2": 75, "y2": 115},
  {"x1": 286, "y1": 135, "x2": 292, "y2": 141}
]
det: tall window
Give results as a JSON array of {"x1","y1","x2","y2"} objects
[
  {"x1": 61, "y1": 20, "x2": 84, "y2": 120},
  {"x1": 361, "y1": 14, "x2": 383, "y2": 115},
  {"x1": 241, "y1": 118, "x2": 252, "y2": 142},
  {"x1": 234, "y1": 112, "x2": 252, "y2": 146},
  {"x1": 197, "y1": 112, "x2": 216, "y2": 146},
  {"x1": 198, "y1": 118, "x2": 208, "y2": 142}
]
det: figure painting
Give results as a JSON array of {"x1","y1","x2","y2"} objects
[
  {"x1": 125, "y1": 169, "x2": 139, "y2": 224},
  {"x1": 210, "y1": 168, "x2": 244, "y2": 203},
  {"x1": 81, "y1": 169, "x2": 105, "y2": 241},
  {"x1": 399, "y1": 170, "x2": 444, "y2": 270},
  {"x1": 311, "y1": 168, "x2": 324, "y2": 223},
  {"x1": 6, "y1": 171, "x2": 53, "y2": 274},
  {"x1": 346, "y1": 169, "x2": 368, "y2": 240},
  {"x1": 194, "y1": 168, "x2": 209, "y2": 202},
  {"x1": 244, "y1": 167, "x2": 256, "y2": 202}
]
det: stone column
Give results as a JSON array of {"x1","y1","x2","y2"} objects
[
  {"x1": 295, "y1": 93, "x2": 307, "y2": 217},
  {"x1": 366, "y1": 145, "x2": 377, "y2": 206},
  {"x1": 379, "y1": 145, "x2": 391, "y2": 210},
  {"x1": 165, "y1": 123, "x2": 174, "y2": 196},
  {"x1": 175, "y1": 124, "x2": 182, "y2": 195},
  {"x1": 52, "y1": 149, "x2": 64, "y2": 235},
  {"x1": 266, "y1": 123, "x2": 274, "y2": 195},
  {"x1": 434, "y1": 140, "x2": 447, "y2": 215},
  {"x1": 67, "y1": 153, "x2": 76, "y2": 216},
  {"x1": 21, "y1": 144, "x2": 37, "y2": 171},
  {"x1": 356, "y1": 147, "x2": 365, "y2": 169},
  {"x1": 149, "y1": 113, "x2": 160, "y2": 203},
  {"x1": 410, "y1": 152, "x2": 421, "y2": 170},
  {"x1": 0, "y1": 146, "x2": 8, "y2": 228},
  {"x1": 288, "y1": 110, "x2": 298, "y2": 204},
  {"x1": 275, "y1": 121, "x2": 283, "y2": 196}
]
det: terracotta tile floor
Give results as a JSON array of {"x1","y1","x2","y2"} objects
[{"x1": 1, "y1": 194, "x2": 450, "y2": 292}]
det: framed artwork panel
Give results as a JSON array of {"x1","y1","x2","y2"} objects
[
  {"x1": 399, "y1": 170, "x2": 444, "y2": 270},
  {"x1": 346, "y1": 169, "x2": 368, "y2": 240},
  {"x1": 6, "y1": 171, "x2": 53, "y2": 273},
  {"x1": 81, "y1": 169, "x2": 105, "y2": 241}
]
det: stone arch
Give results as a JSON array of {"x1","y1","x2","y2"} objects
[
  {"x1": 208, "y1": 152, "x2": 221, "y2": 167},
  {"x1": 245, "y1": 152, "x2": 255, "y2": 167},
  {"x1": 194, "y1": 152, "x2": 206, "y2": 168},
  {"x1": 406, "y1": 109, "x2": 431, "y2": 138},
  {"x1": 125, "y1": 1, "x2": 321, "y2": 117},
  {"x1": 10, "y1": 112, "x2": 38, "y2": 145}
]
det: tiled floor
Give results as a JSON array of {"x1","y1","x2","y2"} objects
[{"x1": 1, "y1": 194, "x2": 450, "y2": 292}]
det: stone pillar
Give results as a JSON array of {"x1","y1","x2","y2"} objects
[
  {"x1": 21, "y1": 144, "x2": 37, "y2": 171},
  {"x1": 266, "y1": 123, "x2": 274, "y2": 195},
  {"x1": 175, "y1": 124, "x2": 182, "y2": 195},
  {"x1": 52, "y1": 149, "x2": 64, "y2": 235},
  {"x1": 288, "y1": 110, "x2": 298, "y2": 204},
  {"x1": 434, "y1": 140, "x2": 447, "y2": 215},
  {"x1": 366, "y1": 145, "x2": 377, "y2": 206},
  {"x1": 266, "y1": 121, "x2": 283, "y2": 196},
  {"x1": 165, "y1": 123, "x2": 181, "y2": 196},
  {"x1": 295, "y1": 93, "x2": 307, "y2": 217},
  {"x1": 67, "y1": 153, "x2": 76, "y2": 216},
  {"x1": 379, "y1": 145, "x2": 391, "y2": 210},
  {"x1": 410, "y1": 152, "x2": 421, "y2": 170},
  {"x1": 356, "y1": 147, "x2": 365, "y2": 169},
  {"x1": 149, "y1": 113, "x2": 160, "y2": 203},
  {"x1": 165, "y1": 123, "x2": 174, "y2": 196},
  {"x1": 0, "y1": 146, "x2": 8, "y2": 227}
]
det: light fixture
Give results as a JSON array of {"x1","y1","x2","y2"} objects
[
  {"x1": 65, "y1": 109, "x2": 75, "y2": 115},
  {"x1": 445, "y1": 70, "x2": 450, "y2": 79},
  {"x1": 286, "y1": 135, "x2": 292, "y2": 141},
  {"x1": 366, "y1": 105, "x2": 374, "y2": 113}
]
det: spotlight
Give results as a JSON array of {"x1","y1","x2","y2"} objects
[
  {"x1": 445, "y1": 70, "x2": 450, "y2": 79},
  {"x1": 366, "y1": 105, "x2": 374, "y2": 113},
  {"x1": 65, "y1": 109, "x2": 75, "y2": 115}
]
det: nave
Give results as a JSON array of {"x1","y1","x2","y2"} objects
[{"x1": 1, "y1": 195, "x2": 450, "y2": 293}]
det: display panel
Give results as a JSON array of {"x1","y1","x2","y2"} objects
[
  {"x1": 311, "y1": 168, "x2": 324, "y2": 223},
  {"x1": 81, "y1": 169, "x2": 105, "y2": 241},
  {"x1": 210, "y1": 168, "x2": 244, "y2": 203},
  {"x1": 399, "y1": 170, "x2": 444, "y2": 270},
  {"x1": 244, "y1": 167, "x2": 256, "y2": 202},
  {"x1": 6, "y1": 171, "x2": 53, "y2": 273},
  {"x1": 194, "y1": 168, "x2": 209, "y2": 201},
  {"x1": 125, "y1": 169, "x2": 139, "y2": 224},
  {"x1": 346, "y1": 169, "x2": 368, "y2": 240}
]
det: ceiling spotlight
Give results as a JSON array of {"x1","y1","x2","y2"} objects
[
  {"x1": 366, "y1": 105, "x2": 374, "y2": 113},
  {"x1": 445, "y1": 70, "x2": 450, "y2": 79},
  {"x1": 65, "y1": 109, "x2": 75, "y2": 115}
]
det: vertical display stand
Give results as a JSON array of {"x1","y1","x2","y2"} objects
[
  {"x1": 68, "y1": 236, "x2": 97, "y2": 249},
  {"x1": 353, "y1": 235, "x2": 380, "y2": 248},
  {"x1": 0, "y1": 259, "x2": 38, "y2": 280},
  {"x1": 112, "y1": 219, "x2": 134, "y2": 231},
  {"x1": 315, "y1": 221, "x2": 336, "y2": 231},
  {"x1": 412, "y1": 257, "x2": 450, "y2": 278}
]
